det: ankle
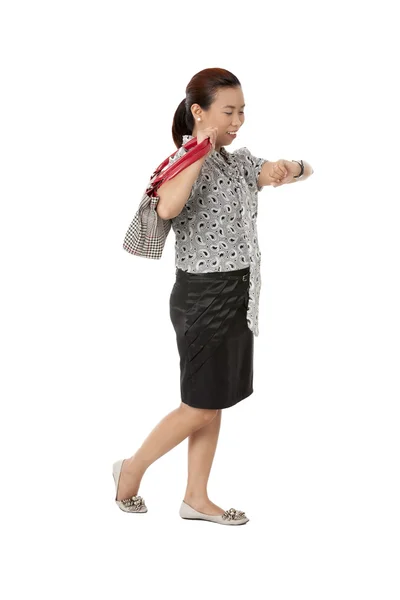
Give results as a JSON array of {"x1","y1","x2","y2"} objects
[
  {"x1": 125, "y1": 454, "x2": 148, "y2": 477},
  {"x1": 184, "y1": 490, "x2": 209, "y2": 503}
]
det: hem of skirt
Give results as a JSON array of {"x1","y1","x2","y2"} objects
[{"x1": 181, "y1": 387, "x2": 254, "y2": 410}]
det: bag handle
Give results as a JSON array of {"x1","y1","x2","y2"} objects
[{"x1": 145, "y1": 137, "x2": 212, "y2": 196}]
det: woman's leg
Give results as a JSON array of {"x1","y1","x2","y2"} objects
[
  {"x1": 183, "y1": 409, "x2": 226, "y2": 515},
  {"x1": 116, "y1": 403, "x2": 218, "y2": 501}
]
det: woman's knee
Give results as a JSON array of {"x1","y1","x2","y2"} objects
[{"x1": 179, "y1": 403, "x2": 219, "y2": 425}]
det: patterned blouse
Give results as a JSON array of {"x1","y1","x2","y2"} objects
[{"x1": 168, "y1": 134, "x2": 268, "y2": 337}]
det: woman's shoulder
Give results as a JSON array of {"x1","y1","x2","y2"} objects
[
  {"x1": 232, "y1": 146, "x2": 260, "y2": 162},
  {"x1": 232, "y1": 146, "x2": 250, "y2": 157},
  {"x1": 233, "y1": 146, "x2": 268, "y2": 170},
  {"x1": 232, "y1": 146, "x2": 269, "y2": 191}
]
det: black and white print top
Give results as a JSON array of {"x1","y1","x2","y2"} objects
[{"x1": 168, "y1": 134, "x2": 268, "y2": 337}]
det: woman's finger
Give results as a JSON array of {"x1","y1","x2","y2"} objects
[{"x1": 273, "y1": 166, "x2": 285, "y2": 177}]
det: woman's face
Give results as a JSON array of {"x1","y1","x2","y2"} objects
[{"x1": 191, "y1": 86, "x2": 245, "y2": 151}]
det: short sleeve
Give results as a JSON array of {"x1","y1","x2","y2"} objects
[{"x1": 233, "y1": 147, "x2": 269, "y2": 192}]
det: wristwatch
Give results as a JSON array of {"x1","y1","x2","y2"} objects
[{"x1": 292, "y1": 159, "x2": 304, "y2": 178}]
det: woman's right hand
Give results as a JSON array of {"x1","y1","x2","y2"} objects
[{"x1": 197, "y1": 127, "x2": 218, "y2": 154}]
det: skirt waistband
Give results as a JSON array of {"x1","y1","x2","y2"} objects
[{"x1": 176, "y1": 266, "x2": 250, "y2": 282}]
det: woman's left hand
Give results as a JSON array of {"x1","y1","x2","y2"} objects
[{"x1": 270, "y1": 159, "x2": 300, "y2": 187}]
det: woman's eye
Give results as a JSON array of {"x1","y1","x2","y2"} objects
[{"x1": 224, "y1": 112, "x2": 244, "y2": 115}]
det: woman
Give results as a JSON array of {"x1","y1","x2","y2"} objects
[{"x1": 113, "y1": 68, "x2": 314, "y2": 525}]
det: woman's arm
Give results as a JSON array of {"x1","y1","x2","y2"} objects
[
  {"x1": 258, "y1": 159, "x2": 314, "y2": 187},
  {"x1": 156, "y1": 153, "x2": 207, "y2": 220}
]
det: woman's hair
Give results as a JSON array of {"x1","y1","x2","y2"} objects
[{"x1": 172, "y1": 68, "x2": 241, "y2": 149}]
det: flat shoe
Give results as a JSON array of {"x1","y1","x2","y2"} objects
[
  {"x1": 112, "y1": 458, "x2": 148, "y2": 513},
  {"x1": 179, "y1": 500, "x2": 249, "y2": 525}
]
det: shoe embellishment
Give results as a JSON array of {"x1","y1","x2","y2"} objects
[
  {"x1": 222, "y1": 508, "x2": 247, "y2": 521},
  {"x1": 119, "y1": 495, "x2": 146, "y2": 511}
]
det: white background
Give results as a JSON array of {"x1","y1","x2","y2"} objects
[{"x1": 1, "y1": 1, "x2": 399, "y2": 598}]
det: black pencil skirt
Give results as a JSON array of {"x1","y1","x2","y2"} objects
[{"x1": 169, "y1": 266, "x2": 254, "y2": 410}]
